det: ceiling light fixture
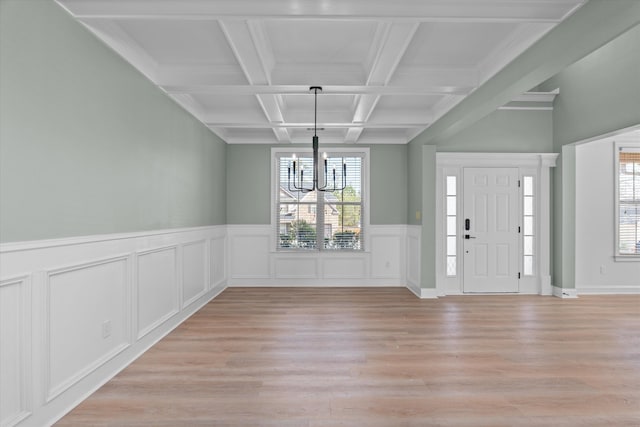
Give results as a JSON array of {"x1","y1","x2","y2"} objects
[{"x1": 288, "y1": 86, "x2": 346, "y2": 193}]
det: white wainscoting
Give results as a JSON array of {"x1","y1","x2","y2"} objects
[
  {"x1": 227, "y1": 225, "x2": 414, "y2": 287},
  {"x1": 405, "y1": 225, "x2": 422, "y2": 297},
  {"x1": 45, "y1": 256, "x2": 130, "y2": 402},
  {"x1": 0, "y1": 276, "x2": 32, "y2": 427},
  {"x1": 1, "y1": 223, "x2": 426, "y2": 426},
  {"x1": 0, "y1": 226, "x2": 227, "y2": 427},
  {"x1": 136, "y1": 247, "x2": 178, "y2": 339}
]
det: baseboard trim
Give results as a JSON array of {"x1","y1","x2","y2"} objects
[
  {"x1": 577, "y1": 286, "x2": 640, "y2": 295},
  {"x1": 552, "y1": 286, "x2": 578, "y2": 298},
  {"x1": 406, "y1": 282, "x2": 439, "y2": 299}
]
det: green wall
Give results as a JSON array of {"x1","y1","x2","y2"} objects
[
  {"x1": 434, "y1": 109, "x2": 553, "y2": 153},
  {"x1": 0, "y1": 0, "x2": 227, "y2": 243},
  {"x1": 406, "y1": 138, "x2": 424, "y2": 226},
  {"x1": 369, "y1": 144, "x2": 407, "y2": 224},
  {"x1": 226, "y1": 144, "x2": 408, "y2": 225},
  {"x1": 226, "y1": 145, "x2": 271, "y2": 224},
  {"x1": 539, "y1": 24, "x2": 640, "y2": 148},
  {"x1": 539, "y1": 24, "x2": 640, "y2": 289}
]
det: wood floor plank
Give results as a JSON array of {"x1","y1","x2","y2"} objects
[{"x1": 56, "y1": 288, "x2": 640, "y2": 426}]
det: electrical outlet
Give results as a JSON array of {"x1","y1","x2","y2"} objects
[{"x1": 102, "y1": 320, "x2": 112, "y2": 339}]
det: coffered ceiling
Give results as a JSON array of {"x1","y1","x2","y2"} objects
[{"x1": 55, "y1": 0, "x2": 586, "y2": 144}]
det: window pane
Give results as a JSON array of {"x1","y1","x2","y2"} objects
[
  {"x1": 447, "y1": 196, "x2": 456, "y2": 215},
  {"x1": 447, "y1": 236, "x2": 456, "y2": 256},
  {"x1": 328, "y1": 157, "x2": 361, "y2": 201},
  {"x1": 524, "y1": 256, "x2": 533, "y2": 275},
  {"x1": 279, "y1": 220, "x2": 317, "y2": 249},
  {"x1": 524, "y1": 216, "x2": 534, "y2": 236},
  {"x1": 619, "y1": 203, "x2": 639, "y2": 254},
  {"x1": 446, "y1": 176, "x2": 456, "y2": 196},
  {"x1": 447, "y1": 256, "x2": 457, "y2": 276},
  {"x1": 327, "y1": 204, "x2": 361, "y2": 250},
  {"x1": 524, "y1": 236, "x2": 534, "y2": 256},
  {"x1": 524, "y1": 196, "x2": 533, "y2": 216},
  {"x1": 523, "y1": 176, "x2": 533, "y2": 196},
  {"x1": 447, "y1": 216, "x2": 457, "y2": 236}
]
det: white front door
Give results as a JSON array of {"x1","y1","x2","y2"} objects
[{"x1": 463, "y1": 167, "x2": 519, "y2": 293}]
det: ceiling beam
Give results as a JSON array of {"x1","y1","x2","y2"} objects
[
  {"x1": 58, "y1": 0, "x2": 586, "y2": 23},
  {"x1": 346, "y1": 21, "x2": 419, "y2": 142},
  {"x1": 204, "y1": 122, "x2": 427, "y2": 129},
  {"x1": 162, "y1": 84, "x2": 473, "y2": 96},
  {"x1": 414, "y1": 0, "x2": 640, "y2": 145},
  {"x1": 219, "y1": 19, "x2": 291, "y2": 142}
]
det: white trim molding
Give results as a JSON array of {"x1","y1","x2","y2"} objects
[
  {"x1": 577, "y1": 286, "x2": 640, "y2": 295},
  {"x1": 553, "y1": 286, "x2": 579, "y2": 298},
  {"x1": 0, "y1": 225, "x2": 227, "y2": 427},
  {"x1": 0, "y1": 275, "x2": 32, "y2": 427},
  {"x1": 435, "y1": 152, "x2": 558, "y2": 296}
]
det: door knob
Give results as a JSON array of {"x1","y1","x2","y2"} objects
[{"x1": 464, "y1": 234, "x2": 476, "y2": 239}]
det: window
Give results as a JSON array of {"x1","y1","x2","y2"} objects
[
  {"x1": 445, "y1": 176, "x2": 457, "y2": 276},
  {"x1": 522, "y1": 176, "x2": 535, "y2": 275},
  {"x1": 617, "y1": 144, "x2": 640, "y2": 256},
  {"x1": 274, "y1": 150, "x2": 365, "y2": 251}
]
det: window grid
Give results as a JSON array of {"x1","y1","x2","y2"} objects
[
  {"x1": 618, "y1": 150, "x2": 640, "y2": 255},
  {"x1": 523, "y1": 176, "x2": 535, "y2": 275},
  {"x1": 276, "y1": 154, "x2": 363, "y2": 251},
  {"x1": 446, "y1": 176, "x2": 457, "y2": 276}
]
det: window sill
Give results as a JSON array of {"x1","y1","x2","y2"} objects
[
  {"x1": 614, "y1": 255, "x2": 640, "y2": 262},
  {"x1": 273, "y1": 249, "x2": 368, "y2": 255}
]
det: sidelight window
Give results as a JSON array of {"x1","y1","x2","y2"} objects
[{"x1": 522, "y1": 176, "x2": 535, "y2": 275}]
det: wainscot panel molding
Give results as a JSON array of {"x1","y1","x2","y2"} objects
[
  {"x1": 406, "y1": 225, "x2": 422, "y2": 296},
  {"x1": 136, "y1": 247, "x2": 179, "y2": 340},
  {"x1": 182, "y1": 240, "x2": 208, "y2": 309},
  {"x1": 45, "y1": 256, "x2": 130, "y2": 402},
  {"x1": 0, "y1": 226, "x2": 227, "y2": 427},
  {"x1": 228, "y1": 225, "x2": 411, "y2": 287},
  {"x1": 0, "y1": 275, "x2": 32, "y2": 427}
]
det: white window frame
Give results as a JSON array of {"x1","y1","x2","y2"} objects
[
  {"x1": 271, "y1": 147, "x2": 370, "y2": 252},
  {"x1": 614, "y1": 141, "x2": 640, "y2": 260}
]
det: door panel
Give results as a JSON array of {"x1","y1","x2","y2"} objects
[{"x1": 463, "y1": 168, "x2": 519, "y2": 293}]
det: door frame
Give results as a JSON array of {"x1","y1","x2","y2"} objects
[{"x1": 435, "y1": 153, "x2": 558, "y2": 296}]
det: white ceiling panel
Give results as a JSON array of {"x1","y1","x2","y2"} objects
[
  {"x1": 400, "y1": 23, "x2": 520, "y2": 67},
  {"x1": 266, "y1": 20, "x2": 378, "y2": 66},
  {"x1": 376, "y1": 95, "x2": 444, "y2": 111},
  {"x1": 117, "y1": 20, "x2": 239, "y2": 65},
  {"x1": 56, "y1": 0, "x2": 585, "y2": 145},
  {"x1": 193, "y1": 94, "x2": 260, "y2": 111}
]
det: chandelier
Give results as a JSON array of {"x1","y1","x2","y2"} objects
[{"x1": 287, "y1": 86, "x2": 347, "y2": 193}]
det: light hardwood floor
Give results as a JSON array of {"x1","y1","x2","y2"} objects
[{"x1": 57, "y1": 288, "x2": 640, "y2": 426}]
